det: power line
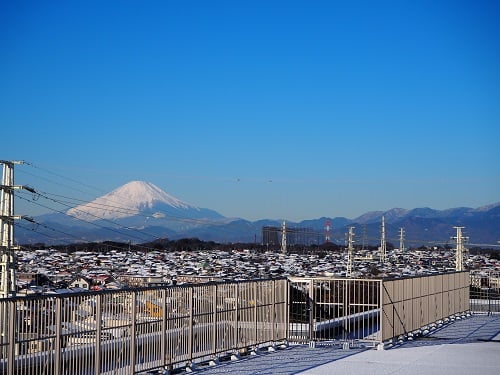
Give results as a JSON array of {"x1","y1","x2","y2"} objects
[
  {"x1": 14, "y1": 221, "x2": 166, "y2": 254},
  {"x1": 16, "y1": 194, "x2": 158, "y2": 243},
  {"x1": 15, "y1": 175, "x2": 244, "y2": 246},
  {"x1": 26, "y1": 162, "x2": 108, "y2": 195}
]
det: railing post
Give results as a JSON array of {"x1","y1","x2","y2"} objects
[
  {"x1": 253, "y1": 282, "x2": 258, "y2": 345},
  {"x1": 271, "y1": 280, "x2": 277, "y2": 343},
  {"x1": 95, "y1": 294, "x2": 102, "y2": 375},
  {"x1": 212, "y1": 284, "x2": 218, "y2": 358},
  {"x1": 188, "y1": 287, "x2": 194, "y2": 361},
  {"x1": 234, "y1": 283, "x2": 240, "y2": 349},
  {"x1": 308, "y1": 279, "x2": 314, "y2": 341},
  {"x1": 7, "y1": 299, "x2": 15, "y2": 375},
  {"x1": 54, "y1": 297, "x2": 62, "y2": 375},
  {"x1": 342, "y1": 279, "x2": 347, "y2": 342},
  {"x1": 129, "y1": 291, "x2": 137, "y2": 375},
  {"x1": 161, "y1": 288, "x2": 167, "y2": 369},
  {"x1": 285, "y1": 279, "x2": 290, "y2": 342},
  {"x1": 379, "y1": 279, "x2": 384, "y2": 344}
]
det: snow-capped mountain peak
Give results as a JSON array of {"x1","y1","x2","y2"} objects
[
  {"x1": 106, "y1": 181, "x2": 192, "y2": 210},
  {"x1": 67, "y1": 181, "x2": 195, "y2": 221}
]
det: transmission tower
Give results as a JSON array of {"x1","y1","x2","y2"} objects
[
  {"x1": 280, "y1": 220, "x2": 287, "y2": 254},
  {"x1": 379, "y1": 216, "x2": 387, "y2": 263},
  {"x1": 361, "y1": 224, "x2": 367, "y2": 250},
  {"x1": 452, "y1": 226, "x2": 468, "y2": 271},
  {"x1": 346, "y1": 226, "x2": 355, "y2": 277},
  {"x1": 399, "y1": 227, "x2": 405, "y2": 252},
  {"x1": 325, "y1": 219, "x2": 331, "y2": 243}
]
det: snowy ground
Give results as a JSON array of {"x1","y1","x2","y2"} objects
[{"x1": 193, "y1": 314, "x2": 500, "y2": 375}]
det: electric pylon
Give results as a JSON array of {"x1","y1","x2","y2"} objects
[
  {"x1": 452, "y1": 226, "x2": 468, "y2": 271},
  {"x1": 325, "y1": 220, "x2": 331, "y2": 243},
  {"x1": 379, "y1": 216, "x2": 387, "y2": 263},
  {"x1": 399, "y1": 227, "x2": 405, "y2": 252},
  {"x1": 346, "y1": 226, "x2": 355, "y2": 277},
  {"x1": 280, "y1": 220, "x2": 287, "y2": 254}
]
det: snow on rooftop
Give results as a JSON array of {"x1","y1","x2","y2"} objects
[{"x1": 195, "y1": 314, "x2": 500, "y2": 375}]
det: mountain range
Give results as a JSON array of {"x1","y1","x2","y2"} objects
[{"x1": 15, "y1": 181, "x2": 500, "y2": 247}]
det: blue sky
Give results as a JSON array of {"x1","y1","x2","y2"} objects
[{"x1": 1, "y1": 0, "x2": 499, "y2": 221}]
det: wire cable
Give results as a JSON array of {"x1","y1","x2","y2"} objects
[{"x1": 16, "y1": 194, "x2": 161, "y2": 243}]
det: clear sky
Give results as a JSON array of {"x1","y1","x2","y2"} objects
[{"x1": 1, "y1": 0, "x2": 499, "y2": 221}]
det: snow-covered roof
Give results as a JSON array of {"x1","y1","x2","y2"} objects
[{"x1": 194, "y1": 314, "x2": 500, "y2": 375}]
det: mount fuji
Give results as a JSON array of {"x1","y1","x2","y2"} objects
[
  {"x1": 17, "y1": 181, "x2": 230, "y2": 244},
  {"x1": 66, "y1": 181, "x2": 224, "y2": 223}
]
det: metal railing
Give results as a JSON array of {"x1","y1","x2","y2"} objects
[
  {"x1": 0, "y1": 279, "x2": 288, "y2": 375},
  {"x1": 288, "y1": 277, "x2": 381, "y2": 345},
  {"x1": 470, "y1": 272, "x2": 500, "y2": 314},
  {"x1": 0, "y1": 272, "x2": 472, "y2": 374},
  {"x1": 288, "y1": 272, "x2": 470, "y2": 346},
  {"x1": 381, "y1": 272, "x2": 469, "y2": 342}
]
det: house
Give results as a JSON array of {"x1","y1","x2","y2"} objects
[{"x1": 68, "y1": 276, "x2": 91, "y2": 290}]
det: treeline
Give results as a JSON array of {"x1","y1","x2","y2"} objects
[
  {"x1": 23, "y1": 238, "x2": 492, "y2": 256},
  {"x1": 22, "y1": 238, "x2": 344, "y2": 254}
]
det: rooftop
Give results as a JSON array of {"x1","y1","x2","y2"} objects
[{"x1": 193, "y1": 314, "x2": 500, "y2": 375}]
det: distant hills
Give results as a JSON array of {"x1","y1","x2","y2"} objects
[{"x1": 15, "y1": 181, "x2": 500, "y2": 247}]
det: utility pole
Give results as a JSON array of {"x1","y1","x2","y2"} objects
[
  {"x1": 1, "y1": 161, "x2": 21, "y2": 298},
  {"x1": 379, "y1": 216, "x2": 387, "y2": 263},
  {"x1": 0, "y1": 160, "x2": 34, "y2": 298},
  {"x1": 346, "y1": 226, "x2": 355, "y2": 277},
  {"x1": 280, "y1": 220, "x2": 287, "y2": 254},
  {"x1": 452, "y1": 226, "x2": 468, "y2": 271},
  {"x1": 1, "y1": 160, "x2": 35, "y2": 363}
]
